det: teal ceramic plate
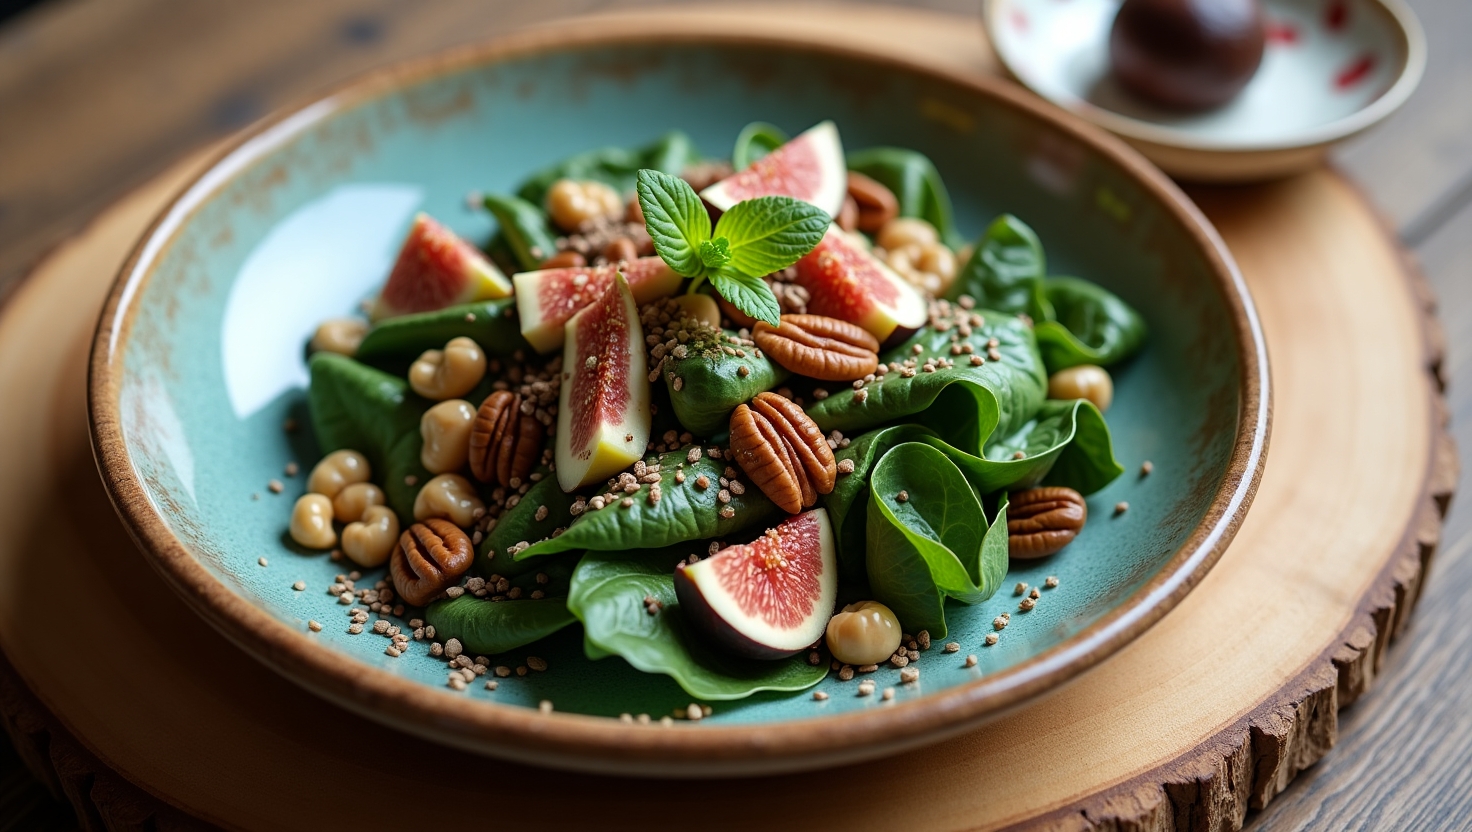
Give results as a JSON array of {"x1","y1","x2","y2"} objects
[{"x1": 90, "y1": 23, "x2": 1268, "y2": 776}]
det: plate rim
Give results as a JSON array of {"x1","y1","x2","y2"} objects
[
  {"x1": 86, "y1": 19, "x2": 1271, "y2": 775},
  {"x1": 982, "y1": 0, "x2": 1427, "y2": 154}
]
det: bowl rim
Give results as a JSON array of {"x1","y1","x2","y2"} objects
[
  {"x1": 87, "y1": 19, "x2": 1271, "y2": 774},
  {"x1": 982, "y1": 0, "x2": 1427, "y2": 154}
]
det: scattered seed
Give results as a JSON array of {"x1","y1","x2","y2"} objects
[
  {"x1": 857, "y1": 681, "x2": 875, "y2": 697},
  {"x1": 837, "y1": 459, "x2": 855, "y2": 475},
  {"x1": 284, "y1": 461, "x2": 299, "y2": 477},
  {"x1": 917, "y1": 630, "x2": 931, "y2": 650},
  {"x1": 485, "y1": 681, "x2": 498, "y2": 691},
  {"x1": 882, "y1": 687, "x2": 895, "y2": 701},
  {"x1": 1019, "y1": 597, "x2": 1036, "y2": 611},
  {"x1": 348, "y1": 623, "x2": 363, "y2": 635},
  {"x1": 1014, "y1": 582, "x2": 1028, "y2": 596},
  {"x1": 993, "y1": 616, "x2": 1009, "y2": 631},
  {"x1": 854, "y1": 388, "x2": 868, "y2": 403},
  {"x1": 267, "y1": 479, "x2": 284, "y2": 494},
  {"x1": 900, "y1": 667, "x2": 919, "y2": 684},
  {"x1": 687, "y1": 703, "x2": 703, "y2": 721},
  {"x1": 965, "y1": 654, "x2": 978, "y2": 667},
  {"x1": 1140, "y1": 460, "x2": 1154, "y2": 476},
  {"x1": 527, "y1": 656, "x2": 548, "y2": 672},
  {"x1": 944, "y1": 642, "x2": 960, "y2": 653},
  {"x1": 1045, "y1": 575, "x2": 1060, "y2": 588},
  {"x1": 307, "y1": 620, "x2": 322, "y2": 632},
  {"x1": 858, "y1": 664, "x2": 878, "y2": 674},
  {"x1": 838, "y1": 665, "x2": 855, "y2": 681},
  {"x1": 495, "y1": 666, "x2": 511, "y2": 677},
  {"x1": 258, "y1": 557, "x2": 268, "y2": 567},
  {"x1": 890, "y1": 654, "x2": 909, "y2": 668},
  {"x1": 539, "y1": 700, "x2": 553, "y2": 714},
  {"x1": 1114, "y1": 501, "x2": 1129, "y2": 516},
  {"x1": 813, "y1": 691, "x2": 829, "y2": 701},
  {"x1": 1030, "y1": 587, "x2": 1041, "y2": 600},
  {"x1": 896, "y1": 490, "x2": 909, "y2": 503},
  {"x1": 985, "y1": 633, "x2": 999, "y2": 646}
]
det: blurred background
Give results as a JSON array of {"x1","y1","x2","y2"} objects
[{"x1": 1, "y1": 1, "x2": 1469, "y2": 829}]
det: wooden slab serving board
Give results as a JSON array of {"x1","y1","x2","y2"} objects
[{"x1": 0, "y1": 7, "x2": 1454, "y2": 830}]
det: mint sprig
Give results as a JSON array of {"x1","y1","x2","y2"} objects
[{"x1": 635, "y1": 169, "x2": 828, "y2": 327}]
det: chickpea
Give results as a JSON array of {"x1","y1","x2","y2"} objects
[
  {"x1": 409, "y1": 337, "x2": 486, "y2": 400},
  {"x1": 310, "y1": 317, "x2": 368, "y2": 356},
  {"x1": 289, "y1": 494, "x2": 337, "y2": 550},
  {"x1": 307, "y1": 449, "x2": 370, "y2": 499},
  {"x1": 413, "y1": 473, "x2": 485, "y2": 528},
  {"x1": 1048, "y1": 364, "x2": 1114, "y2": 413},
  {"x1": 876, "y1": 217, "x2": 940, "y2": 251},
  {"x1": 885, "y1": 241, "x2": 958, "y2": 295},
  {"x1": 672, "y1": 293, "x2": 721, "y2": 329},
  {"x1": 825, "y1": 600, "x2": 903, "y2": 666},
  {"x1": 546, "y1": 178, "x2": 623, "y2": 233},
  {"x1": 420, "y1": 399, "x2": 477, "y2": 474},
  {"x1": 341, "y1": 505, "x2": 400, "y2": 568},
  {"x1": 332, "y1": 481, "x2": 385, "y2": 523}
]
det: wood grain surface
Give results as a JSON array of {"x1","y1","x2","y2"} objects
[{"x1": 0, "y1": 1, "x2": 1469, "y2": 830}]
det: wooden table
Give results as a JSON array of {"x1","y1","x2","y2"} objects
[{"x1": 1, "y1": 1, "x2": 1469, "y2": 828}]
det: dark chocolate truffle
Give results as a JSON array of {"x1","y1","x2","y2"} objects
[{"x1": 1110, "y1": 0, "x2": 1266, "y2": 111}]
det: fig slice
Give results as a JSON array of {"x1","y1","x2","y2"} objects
[
  {"x1": 700, "y1": 121, "x2": 848, "y2": 220},
  {"x1": 674, "y1": 509, "x2": 838, "y2": 660},
  {"x1": 513, "y1": 257, "x2": 682, "y2": 354},
  {"x1": 554, "y1": 272, "x2": 651, "y2": 492},
  {"x1": 791, "y1": 225, "x2": 928, "y2": 343},
  {"x1": 372, "y1": 213, "x2": 511, "y2": 321}
]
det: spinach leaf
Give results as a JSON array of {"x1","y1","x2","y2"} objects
[
  {"x1": 515, "y1": 131, "x2": 700, "y2": 207},
  {"x1": 568, "y1": 545, "x2": 827, "y2": 699},
  {"x1": 477, "y1": 471, "x2": 577, "y2": 579},
  {"x1": 1034, "y1": 277, "x2": 1148, "y2": 372},
  {"x1": 847, "y1": 147, "x2": 962, "y2": 247},
  {"x1": 425, "y1": 594, "x2": 575, "y2": 656},
  {"x1": 824, "y1": 398, "x2": 1121, "y2": 579},
  {"x1": 805, "y1": 312, "x2": 1047, "y2": 456},
  {"x1": 864, "y1": 443, "x2": 1011, "y2": 637},
  {"x1": 354, "y1": 299, "x2": 530, "y2": 364},
  {"x1": 307, "y1": 352, "x2": 430, "y2": 518},
  {"x1": 945, "y1": 214, "x2": 1052, "y2": 321},
  {"x1": 482, "y1": 193, "x2": 559, "y2": 271},
  {"x1": 515, "y1": 448, "x2": 779, "y2": 560},
  {"x1": 663, "y1": 329, "x2": 788, "y2": 437}
]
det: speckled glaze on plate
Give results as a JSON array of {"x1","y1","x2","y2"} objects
[
  {"x1": 89, "y1": 22, "x2": 1268, "y2": 776},
  {"x1": 985, "y1": 0, "x2": 1425, "y2": 181}
]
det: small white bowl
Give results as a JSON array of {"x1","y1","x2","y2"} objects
[{"x1": 984, "y1": 0, "x2": 1425, "y2": 181}]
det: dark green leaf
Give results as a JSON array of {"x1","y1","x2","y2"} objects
[
  {"x1": 945, "y1": 215, "x2": 1052, "y2": 321},
  {"x1": 477, "y1": 472, "x2": 578, "y2": 579},
  {"x1": 662, "y1": 327, "x2": 789, "y2": 437},
  {"x1": 307, "y1": 352, "x2": 431, "y2": 519},
  {"x1": 482, "y1": 193, "x2": 560, "y2": 271},
  {"x1": 805, "y1": 312, "x2": 1047, "y2": 455},
  {"x1": 1034, "y1": 277, "x2": 1148, "y2": 372},
  {"x1": 516, "y1": 448, "x2": 779, "y2": 559},
  {"x1": 637, "y1": 169, "x2": 711, "y2": 278},
  {"x1": 732, "y1": 121, "x2": 789, "y2": 170},
  {"x1": 847, "y1": 147, "x2": 961, "y2": 247},
  {"x1": 425, "y1": 594, "x2": 575, "y2": 655},
  {"x1": 715, "y1": 195, "x2": 830, "y2": 277},
  {"x1": 707, "y1": 265, "x2": 781, "y2": 327},
  {"x1": 354, "y1": 299, "x2": 529, "y2": 364},
  {"x1": 568, "y1": 545, "x2": 827, "y2": 699},
  {"x1": 865, "y1": 444, "x2": 1010, "y2": 636}
]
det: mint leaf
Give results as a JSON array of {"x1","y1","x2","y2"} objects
[
  {"x1": 715, "y1": 196, "x2": 829, "y2": 278},
  {"x1": 708, "y1": 266, "x2": 781, "y2": 327},
  {"x1": 699, "y1": 237, "x2": 732, "y2": 270},
  {"x1": 636, "y1": 169, "x2": 711, "y2": 278}
]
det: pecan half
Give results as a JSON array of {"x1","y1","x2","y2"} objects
[
  {"x1": 730, "y1": 392, "x2": 836, "y2": 514},
  {"x1": 846, "y1": 172, "x2": 900, "y2": 234},
  {"x1": 751, "y1": 314, "x2": 880, "y2": 381},
  {"x1": 391, "y1": 518, "x2": 474, "y2": 606},
  {"x1": 468, "y1": 390, "x2": 544, "y2": 487},
  {"x1": 1007, "y1": 487, "x2": 1087, "y2": 558}
]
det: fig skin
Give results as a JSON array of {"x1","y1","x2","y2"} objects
[
  {"x1": 1109, "y1": 0, "x2": 1266, "y2": 111},
  {"x1": 674, "y1": 566, "x2": 803, "y2": 661}
]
